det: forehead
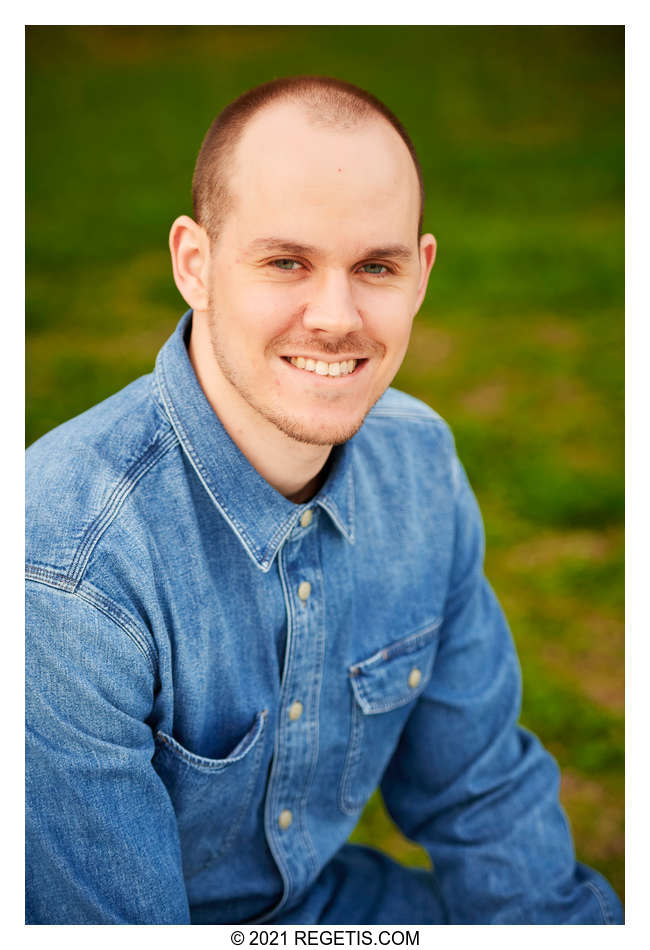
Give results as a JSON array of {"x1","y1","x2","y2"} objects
[{"x1": 224, "y1": 102, "x2": 421, "y2": 250}]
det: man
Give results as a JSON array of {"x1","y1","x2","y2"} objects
[{"x1": 25, "y1": 76, "x2": 623, "y2": 924}]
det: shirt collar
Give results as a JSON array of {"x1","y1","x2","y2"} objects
[{"x1": 154, "y1": 310, "x2": 355, "y2": 572}]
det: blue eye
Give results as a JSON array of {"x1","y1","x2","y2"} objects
[{"x1": 361, "y1": 263, "x2": 388, "y2": 275}]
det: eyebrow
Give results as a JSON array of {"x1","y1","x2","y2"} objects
[{"x1": 245, "y1": 237, "x2": 414, "y2": 263}]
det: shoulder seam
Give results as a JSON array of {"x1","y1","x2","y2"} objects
[
  {"x1": 75, "y1": 582, "x2": 158, "y2": 676},
  {"x1": 25, "y1": 575, "x2": 158, "y2": 677},
  {"x1": 67, "y1": 426, "x2": 179, "y2": 587},
  {"x1": 25, "y1": 565, "x2": 76, "y2": 593}
]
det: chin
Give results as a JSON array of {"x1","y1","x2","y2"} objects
[{"x1": 268, "y1": 409, "x2": 367, "y2": 447}]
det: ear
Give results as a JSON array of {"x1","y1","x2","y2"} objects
[
  {"x1": 169, "y1": 215, "x2": 211, "y2": 311},
  {"x1": 413, "y1": 233, "x2": 437, "y2": 314}
]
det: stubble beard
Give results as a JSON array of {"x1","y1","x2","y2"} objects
[{"x1": 205, "y1": 301, "x2": 384, "y2": 447}]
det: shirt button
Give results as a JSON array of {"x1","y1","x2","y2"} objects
[
  {"x1": 278, "y1": 809, "x2": 293, "y2": 830},
  {"x1": 300, "y1": 509, "x2": 313, "y2": 528},
  {"x1": 408, "y1": 667, "x2": 422, "y2": 689},
  {"x1": 298, "y1": 581, "x2": 311, "y2": 601},
  {"x1": 288, "y1": 701, "x2": 304, "y2": 721}
]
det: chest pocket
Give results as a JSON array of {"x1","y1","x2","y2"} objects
[
  {"x1": 152, "y1": 709, "x2": 268, "y2": 879},
  {"x1": 338, "y1": 619, "x2": 441, "y2": 815}
]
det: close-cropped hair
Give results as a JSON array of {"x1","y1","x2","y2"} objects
[{"x1": 191, "y1": 75, "x2": 426, "y2": 244}]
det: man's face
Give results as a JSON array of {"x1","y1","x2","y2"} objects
[{"x1": 202, "y1": 103, "x2": 435, "y2": 447}]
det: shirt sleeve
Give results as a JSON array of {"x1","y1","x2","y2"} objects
[
  {"x1": 26, "y1": 580, "x2": 191, "y2": 924},
  {"x1": 379, "y1": 450, "x2": 623, "y2": 924}
]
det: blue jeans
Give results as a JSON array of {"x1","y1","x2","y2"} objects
[
  {"x1": 274, "y1": 846, "x2": 446, "y2": 924},
  {"x1": 192, "y1": 844, "x2": 622, "y2": 925}
]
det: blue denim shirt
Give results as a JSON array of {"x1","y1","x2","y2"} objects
[{"x1": 26, "y1": 311, "x2": 622, "y2": 924}]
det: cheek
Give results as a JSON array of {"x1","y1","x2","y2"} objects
[
  {"x1": 356, "y1": 284, "x2": 414, "y2": 321},
  {"x1": 360, "y1": 293, "x2": 414, "y2": 346},
  {"x1": 232, "y1": 284, "x2": 302, "y2": 335}
]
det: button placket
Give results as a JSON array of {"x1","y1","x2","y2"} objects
[{"x1": 264, "y1": 530, "x2": 325, "y2": 906}]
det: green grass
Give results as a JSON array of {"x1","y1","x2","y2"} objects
[{"x1": 26, "y1": 25, "x2": 624, "y2": 906}]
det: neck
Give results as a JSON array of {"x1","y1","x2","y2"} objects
[{"x1": 188, "y1": 315, "x2": 332, "y2": 503}]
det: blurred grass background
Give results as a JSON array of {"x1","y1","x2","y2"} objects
[{"x1": 26, "y1": 25, "x2": 624, "y2": 903}]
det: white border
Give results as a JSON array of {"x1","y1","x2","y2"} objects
[{"x1": 13, "y1": 9, "x2": 641, "y2": 944}]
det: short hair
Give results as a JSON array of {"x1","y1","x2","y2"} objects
[{"x1": 191, "y1": 76, "x2": 425, "y2": 244}]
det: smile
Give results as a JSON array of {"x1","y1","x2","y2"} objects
[{"x1": 286, "y1": 356, "x2": 360, "y2": 377}]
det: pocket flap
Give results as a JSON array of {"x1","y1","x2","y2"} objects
[{"x1": 348, "y1": 619, "x2": 441, "y2": 714}]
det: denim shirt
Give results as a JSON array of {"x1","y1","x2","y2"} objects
[{"x1": 26, "y1": 310, "x2": 622, "y2": 924}]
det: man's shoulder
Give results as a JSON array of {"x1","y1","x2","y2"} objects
[
  {"x1": 353, "y1": 388, "x2": 459, "y2": 497},
  {"x1": 364, "y1": 386, "x2": 454, "y2": 445},
  {"x1": 26, "y1": 373, "x2": 178, "y2": 584}
]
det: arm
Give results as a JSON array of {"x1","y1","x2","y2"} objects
[
  {"x1": 380, "y1": 453, "x2": 623, "y2": 924},
  {"x1": 26, "y1": 580, "x2": 190, "y2": 924}
]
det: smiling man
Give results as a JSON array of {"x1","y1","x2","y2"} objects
[
  {"x1": 26, "y1": 77, "x2": 622, "y2": 925},
  {"x1": 174, "y1": 90, "x2": 435, "y2": 503}
]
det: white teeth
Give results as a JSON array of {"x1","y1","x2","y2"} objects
[{"x1": 288, "y1": 357, "x2": 359, "y2": 376}]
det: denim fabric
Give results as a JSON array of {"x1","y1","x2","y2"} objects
[{"x1": 26, "y1": 310, "x2": 623, "y2": 925}]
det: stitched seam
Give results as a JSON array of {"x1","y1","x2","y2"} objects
[
  {"x1": 352, "y1": 618, "x2": 442, "y2": 673},
  {"x1": 585, "y1": 880, "x2": 612, "y2": 924},
  {"x1": 157, "y1": 352, "x2": 244, "y2": 536},
  {"x1": 25, "y1": 576, "x2": 157, "y2": 677},
  {"x1": 155, "y1": 710, "x2": 267, "y2": 772},
  {"x1": 264, "y1": 547, "x2": 294, "y2": 910},
  {"x1": 317, "y1": 497, "x2": 350, "y2": 542},
  {"x1": 25, "y1": 566, "x2": 76, "y2": 593},
  {"x1": 156, "y1": 346, "x2": 354, "y2": 565},
  {"x1": 297, "y1": 564, "x2": 325, "y2": 877},
  {"x1": 338, "y1": 693, "x2": 365, "y2": 815},
  {"x1": 156, "y1": 352, "x2": 273, "y2": 569},
  {"x1": 262, "y1": 512, "x2": 303, "y2": 570},
  {"x1": 356, "y1": 689, "x2": 425, "y2": 715},
  {"x1": 68, "y1": 427, "x2": 179, "y2": 587},
  {"x1": 348, "y1": 463, "x2": 355, "y2": 542},
  {"x1": 73, "y1": 583, "x2": 157, "y2": 676}
]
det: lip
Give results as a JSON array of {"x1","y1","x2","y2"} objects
[{"x1": 280, "y1": 355, "x2": 366, "y2": 363}]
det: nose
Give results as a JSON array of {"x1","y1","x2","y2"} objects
[{"x1": 301, "y1": 270, "x2": 363, "y2": 336}]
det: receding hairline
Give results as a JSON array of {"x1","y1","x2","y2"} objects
[
  {"x1": 228, "y1": 101, "x2": 419, "y2": 215},
  {"x1": 191, "y1": 76, "x2": 426, "y2": 244}
]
